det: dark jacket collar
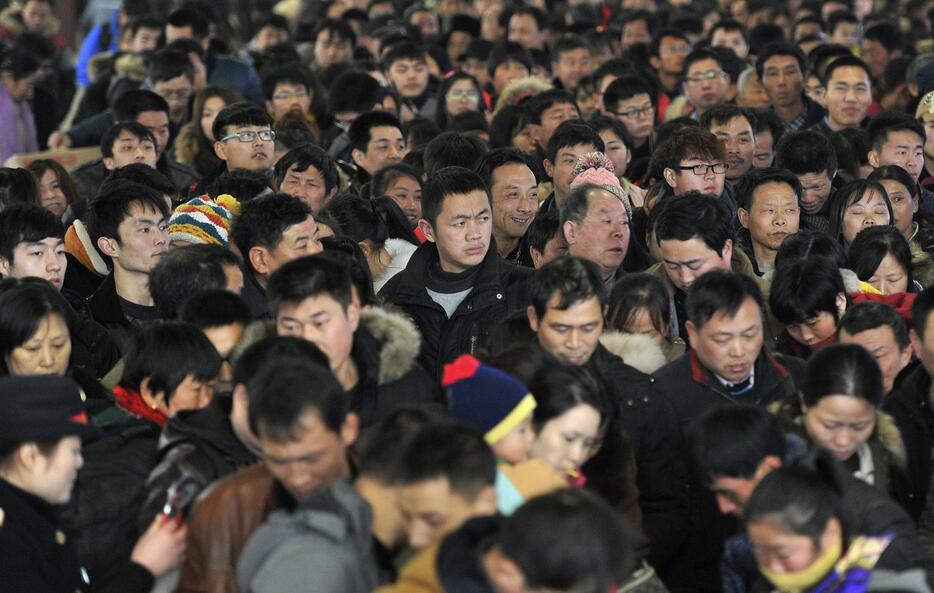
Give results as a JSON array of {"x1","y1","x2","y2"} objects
[
  {"x1": 88, "y1": 272, "x2": 128, "y2": 325},
  {"x1": 688, "y1": 347, "x2": 790, "y2": 403}
]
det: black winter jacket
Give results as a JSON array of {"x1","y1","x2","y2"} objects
[
  {"x1": 378, "y1": 241, "x2": 531, "y2": 378},
  {"x1": 884, "y1": 365, "x2": 934, "y2": 523}
]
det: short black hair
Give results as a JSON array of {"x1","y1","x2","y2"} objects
[
  {"x1": 866, "y1": 110, "x2": 926, "y2": 153},
  {"x1": 0, "y1": 202, "x2": 64, "y2": 264},
  {"x1": 699, "y1": 103, "x2": 755, "y2": 133},
  {"x1": 167, "y1": 6, "x2": 210, "y2": 39},
  {"x1": 208, "y1": 169, "x2": 273, "y2": 202},
  {"x1": 230, "y1": 192, "x2": 312, "y2": 260},
  {"x1": 913, "y1": 286, "x2": 934, "y2": 340},
  {"x1": 838, "y1": 300, "x2": 909, "y2": 350},
  {"x1": 260, "y1": 62, "x2": 316, "y2": 102},
  {"x1": 380, "y1": 41, "x2": 428, "y2": 72},
  {"x1": 686, "y1": 269, "x2": 764, "y2": 330},
  {"x1": 774, "y1": 229, "x2": 847, "y2": 270},
  {"x1": 354, "y1": 407, "x2": 445, "y2": 482},
  {"x1": 212, "y1": 102, "x2": 273, "y2": 142},
  {"x1": 396, "y1": 422, "x2": 497, "y2": 498},
  {"x1": 370, "y1": 163, "x2": 421, "y2": 198},
  {"x1": 423, "y1": 132, "x2": 487, "y2": 176},
  {"x1": 510, "y1": 5, "x2": 548, "y2": 31},
  {"x1": 232, "y1": 335, "x2": 329, "y2": 388},
  {"x1": 524, "y1": 89, "x2": 578, "y2": 126},
  {"x1": 651, "y1": 127, "x2": 726, "y2": 175},
  {"x1": 87, "y1": 179, "x2": 169, "y2": 248},
  {"x1": 100, "y1": 121, "x2": 156, "y2": 159},
  {"x1": 348, "y1": 110, "x2": 402, "y2": 153},
  {"x1": 736, "y1": 167, "x2": 803, "y2": 211},
  {"x1": 474, "y1": 148, "x2": 533, "y2": 190},
  {"x1": 248, "y1": 358, "x2": 346, "y2": 439},
  {"x1": 268, "y1": 252, "x2": 353, "y2": 316},
  {"x1": 587, "y1": 114, "x2": 634, "y2": 151},
  {"x1": 769, "y1": 256, "x2": 845, "y2": 325},
  {"x1": 420, "y1": 166, "x2": 489, "y2": 228},
  {"x1": 653, "y1": 193, "x2": 733, "y2": 255},
  {"x1": 179, "y1": 288, "x2": 252, "y2": 330},
  {"x1": 690, "y1": 405, "x2": 786, "y2": 483},
  {"x1": 775, "y1": 130, "x2": 838, "y2": 177},
  {"x1": 149, "y1": 244, "x2": 241, "y2": 318},
  {"x1": 863, "y1": 21, "x2": 904, "y2": 53},
  {"x1": 312, "y1": 17, "x2": 356, "y2": 46},
  {"x1": 827, "y1": 9, "x2": 859, "y2": 35},
  {"x1": 126, "y1": 14, "x2": 166, "y2": 36},
  {"x1": 648, "y1": 28, "x2": 689, "y2": 59},
  {"x1": 755, "y1": 41, "x2": 807, "y2": 79},
  {"x1": 847, "y1": 225, "x2": 913, "y2": 291},
  {"x1": 528, "y1": 255, "x2": 604, "y2": 319},
  {"x1": 488, "y1": 41, "x2": 532, "y2": 76},
  {"x1": 552, "y1": 34, "x2": 591, "y2": 60},
  {"x1": 602, "y1": 75, "x2": 655, "y2": 112},
  {"x1": 822, "y1": 55, "x2": 872, "y2": 86},
  {"x1": 545, "y1": 120, "x2": 604, "y2": 163},
  {"x1": 606, "y1": 272, "x2": 669, "y2": 334},
  {"x1": 106, "y1": 163, "x2": 176, "y2": 197},
  {"x1": 113, "y1": 89, "x2": 169, "y2": 121},
  {"x1": 328, "y1": 70, "x2": 385, "y2": 114},
  {"x1": 682, "y1": 48, "x2": 726, "y2": 78},
  {"x1": 527, "y1": 209, "x2": 561, "y2": 257},
  {"x1": 274, "y1": 144, "x2": 339, "y2": 196},
  {"x1": 148, "y1": 47, "x2": 194, "y2": 84}
]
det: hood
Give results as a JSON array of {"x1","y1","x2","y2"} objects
[
  {"x1": 64, "y1": 220, "x2": 109, "y2": 276},
  {"x1": 87, "y1": 52, "x2": 115, "y2": 83},
  {"x1": 358, "y1": 306, "x2": 422, "y2": 385},
  {"x1": 494, "y1": 76, "x2": 554, "y2": 112},
  {"x1": 231, "y1": 319, "x2": 276, "y2": 362},
  {"x1": 173, "y1": 121, "x2": 202, "y2": 166},
  {"x1": 598, "y1": 332, "x2": 668, "y2": 375},
  {"x1": 114, "y1": 53, "x2": 148, "y2": 81}
]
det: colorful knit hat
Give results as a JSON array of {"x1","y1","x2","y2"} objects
[
  {"x1": 569, "y1": 151, "x2": 632, "y2": 218},
  {"x1": 167, "y1": 194, "x2": 240, "y2": 247},
  {"x1": 443, "y1": 354, "x2": 536, "y2": 446}
]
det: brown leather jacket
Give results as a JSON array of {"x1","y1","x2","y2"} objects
[{"x1": 177, "y1": 464, "x2": 279, "y2": 593}]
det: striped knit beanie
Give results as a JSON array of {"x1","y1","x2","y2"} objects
[{"x1": 167, "y1": 194, "x2": 240, "y2": 247}]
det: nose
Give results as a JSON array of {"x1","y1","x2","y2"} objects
[
  {"x1": 408, "y1": 524, "x2": 432, "y2": 550},
  {"x1": 39, "y1": 345, "x2": 55, "y2": 368},
  {"x1": 567, "y1": 442, "x2": 588, "y2": 468},
  {"x1": 727, "y1": 338, "x2": 743, "y2": 358},
  {"x1": 800, "y1": 326, "x2": 815, "y2": 343},
  {"x1": 716, "y1": 494, "x2": 737, "y2": 516},
  {"x1": 864, "y1": 216, "x2": 877, "y2": 227},
  {"x1": 833, "y1": 430, "x2": 853, "y2": 449},
  {"x1": 45, "y1": 250, "x2": 61, "y2": 271},
  {"x1": 679, "y1": 268, "x2": 696, "y2": 288},
  {"x1": 703, "y1": 167, "x2": 716, "y2": 180},
  {"x1": 565, "y1": 328, "x2": 582, "y2": 350}
]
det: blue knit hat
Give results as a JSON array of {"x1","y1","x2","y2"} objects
[{"x1": 443, "y1": 354, "x2": 536, "y2": 446}]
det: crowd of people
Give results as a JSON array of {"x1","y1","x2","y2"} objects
[{"x1": 6, "y1": 0, "x2": 934, "y2": 592}]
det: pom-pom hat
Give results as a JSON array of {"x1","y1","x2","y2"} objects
[{"x1": 167, "y1": 194, "x2": 240, "y2": 247}]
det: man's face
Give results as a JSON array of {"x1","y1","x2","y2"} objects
[
  {"x1": 388, "y1": 58, "x2": 429, "y2": 99},
  {"x1": 277, "y1": 293, "x2": 359, "y2": 377},
  {"x1": 839, "y1": 325, "x2": 911, "y2": 394},
  {"x1": 529, "y1": 294, "x2": 603, "y2": 365},
  {"x1": 659, "y1": 236, "x2": 732, "y2": 292},
  {"x1": 410, "y1": 11, "x2": 439, "y2": 39},
  {"x1": 165, "y1": 24, "x2": 195, "y2": 44},
  {"x1": 314, "y1": 29, "x2": 353, "y2": 69},
  {"x1": 420, "y1": 190, "x2": 492, "y2": 274},
  {"x1": 795, "y1": 170, "x2": 833, "y2": 215},
  {"x1": 711, "y1": 29, "x2": 749, "y2": 59},
  {"x1": 739, "y1": 181, "x2": 800, "y2": 254},
  {"x1": 621, "y1": 18, "x2": 651, "y2": 49},
  {"x1": 667, "y1": 156, "x2": 726, "y2": 196},
  {"x1": 553, "y1": 48, "x2": 592, "y2": 91},
  {"x1": 280, "y1": 163, "x2": 332, "y2": 213},
  {"x1": 655, "y1": 35, "x2": 691, "y2": 75},
  {"x1": 261, "y1": 408, "x2": 354, "y2": 504},
  {"x1": 399, "y1": 477, "x2": 487, "y2": 550},
  {"x1": 255, "y1": 215, "x2": 322, "y2": 278},
  {"x1": 508, "y1": 14, "x2": 544, "y2": 50},
  {"x1": 544, "y1": 142, "x2": 596, "y2": 203},
  {"x1": 530, "y1": 232, "x2": 568, "y2": 268},
  {"x1": 870, "y1": 130, "x2": 925, "y2": 179},
  {"x1": 353, "y1": 125, "x2": 406, "y2": 175},
  {"x1": 684, "y1": 58, "x2": 728, "y2": 113},
  {"x1": 22, "y1": 0, "x2": 51, "y2": 32},
  {"x1": 491, "y1": 163, "x2": 539, "y2": 242},
  {"x1": 686, "y1": 296, "x2": 763, "y2": 383},
  {"x1": 492, "y1": 59, "x2": 530, "y2": 96},
  {"x1": 253, "y1": 25, "x2": 289, "y2": 51},
  {"x1": 736, "y1": 73, "x2": 770, "y2": 109},
  {"x1": 753, "y1": 130, "x2": 774, "y2": 168},
  {"x1": 108, "y1": 202, "x2": 168, "y2": 274},
  {"x1": 131, "y1": 26, "x2": 162, "y2": 53},
  {"x1": 861, "y1": 39, "x2": 892, "y2": 79},
  {"x1": 534, "y1": 102, "x2": 580, "y2": 151},
  {"x1": 135, "y1": 110, "x2": 170, "y2": 157},
  {"x1": 710, "y1": 115, "x2": 755, "y2": 182},
  {"x1": 831, "y1": 22, "x2": 862, "y2": 50},
  {"x1": 710, "y1": 475, "x2": 759, "y2": 517},
  {"x1": 152, "y1": 74, "x2": 193, "y2": 122},
  {"x1": 0, "y1": 237, "x2": 66, "y2": 288},
  {"x1": 104, "y1": 130, "x2": 157, "y2": 171},
  {"x1": 611, "y1": 93, "x2": 654, "y2": 143},
  {"x1": 760, "y1": 55, "x2": 804, "y2": 108},
  {"x1": 564, "y1": 188, "x2": 630, "y2": 281},
  {"x1": 911, "y1": 317, "x2": 934, "y2": 381},
  {"x1": 267, "y1": 82, "x2": 311, "y2": 120},
  {"x1": 825, "y1": 66, "x2": 872, "y2": 129},
  {"x1": 215, "y1": 124, "x2": 276, "y2": 172}
]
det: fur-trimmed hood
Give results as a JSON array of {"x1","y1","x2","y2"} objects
[
  {"x1": 598, "y1": 331, "x2": 668, "y2": 375},
  {"x1": 173, "y1": 121, "x2": 202, "y2": 168},
  {"x1": 494, "y1": 77, "x2": 554, "y2": 113},
  {"x1": 113, "y1": 53, "x2": 148, "y2": 82}
]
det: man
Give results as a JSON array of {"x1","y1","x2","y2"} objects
[
  {"x1": 709, "y1": 19, "x2": 749, "y2": 60},
  {"x1": 348, "y1": 111, "x2": 407, "y2": 193},
  {"x1": 603, "y1": 75, "x2": 656, "y2": 162},
  {"x1": 650, "y1": 193, "x2": 756, "y2": 341},
  {"x1": 682, "y1": 48, "x2": 730, "y2": 120},
  {"x1": 700, "y1": 104, "x2": 756, "y2": 184},
  {"x1": 775, "y1": 130, "x2": 841, "y2": 231},
  {"x1": 379, "y1": 167, "x2": 531, "y2": 378},
  {"x1": 735, "y1": 68, "x2": 769, "y2": 109},
  {"x1": 508, "y1": 6, "x2": 547, "y2": 50},
  {"x1": 654, "y1": 127, "x2": 731, "y2": 210},
  {"x1": 212, "y1": 102, "x2": 276, "y2": 175},
  {"x1": 524, "y1": 89, "x2": 581, "y2": 157},
  {"x1": 862, "y1": 21, "x2": 904, "y2": 83},
  {"x1": 541, "y1": 121, "x2": 604, "y2": 211},
  {"x1": 274, "y1": 144, "x2": 339, "y2": 214},
  {"x1": 230, "y1": 193, "x2": 322, "y2": 320},
  {"x1": 649, "y1": 29, "x2": 692, "y2": 101},
  {"x1": 87, "y1": 180, "x2": 169, "y2": 353},
  {"x1": 382, "y1": 42, "x2": 435, "y2": 119},
  {"x1": 751, "y1": 109, "x2": 782, "y2": 168},
  {"x1": 757, "y1": 42, "x2": 826, "y2": 134},
  {"x1": 179, "y1": 356, "x2": 361, "y2": 593},
  {"x1": 310, "y1": 18, "x2": 355, "y2": 72},
  {"x1": 325, "y1": 70, "x2": 386, "y2": 162},
  {"x1": 654, "y1": 270, "x2": 803, "y2": 593},
  {"x1": 736, "y1": 168, "x2": 801, "y2": 276},
  {"x1": 475, "y1": 148, "x2": 539, "y2": 267},
  {"x1": 526, "y1": 255, "x2": 687, "y2": 578},
  {"x1": 811, "y1": 56, "x2": 873, "y2": 136},
  {"x1": 148, "y1": 244, "x2": 244, "y2": 319},
  {"x1": 561, "y1": 183, "x2": 630, "y2": 284},
  {"x1": 621, "y1": 10, "x2": 655, "y2": 49},
  {"x1": 838, "y1": 301, "x2": 913, "y2": 396},
  {"x1": 551, "y1": 35, "x2": 592, "y2": 91},
  {"x1": 828, "y1": 10, "x2": 861, "y2": 51},
  {"x1": 261, "y1": 63, "x2": 316, "y2": 122},
  {"x1": 487, "y1": 42, "x2": 533, "y2": 100},
  {"x1": 269, "y1": 253, "x2": 439, "y2": 428},
  {"x1": 867, "y1": 110, "x2": 926, "y2": 180},
  {"x1": 101, "y1": 122, "x2": 158, "y2": 172}
]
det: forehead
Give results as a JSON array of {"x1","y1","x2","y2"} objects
[
  {"x1": 390, "y1": 58, "x2": 426, "y2": 68},
  {"x1": 260, "y1": 407, "x2": 334, "y2": 443},
  {"x1": 136, "y1": 110, "x2": 169, "y2": 126},
  {"x1": 763, "y1": 54, "x2": 800, "y2": 69},
  {"x1": 368, "y1": 125, "x2": 403, "y2": 141},
  {"x1": 274, "y1": 80, "x2": 308, "y2": 90},
  {"x1": 122, "y1": 200, "x2": 164, "y2": 223},
  {"x1": 438, "y1": 189, "x2": 490, "y2": 215},
  {"x1": 617, "y1": 92, "x2": 652, "y2": 105},
  {"x1": 492, "y1": 161, "x2": 534, "y2": 182},
  {"x1": 700, "y1": 298, "x2": 762, "y2": 330},
  {"x1": 154, "y1": 74, "x2": 191, "y2": 87},
  {"x1": 752, "y1": 180, "x2": 797, "y2": 202},
  {"x1": 687, "y1": 58, "x2": 720, "y2": 72},
  {"x1": 847, "y1": 189, "x2": 885, "y2": 207},
  {"x1": 711, "y1": 116, "x2": 753, "y2": 133},
  {"x1": 829, "y1": 65, "x2": 870, "y2": 84},
  {"x1": 839, "y1": 324, "x2": 898, "y2": 348},
  {"x1": 584, "y1": 189, "x2": 626, "y2": 213},
  {"x1": 279, "y1": 291, "x2": 343, "y2": 316},
  {"x1": 401, "y1": 477, "x2": 458, "y2": 509},
  {"x1": 660, "y1": 236, "x2": 719, "y2": 257},
  {"x1": 286, "y1": 162, "x2": 323, "y2": 176},
  {"x1": 542, "y1": 294, "x2": 602, "y2": 319},
  {"x1": 882, "y1": 129, "x2": 923, "y2": 145},
  {"x1": 557, "y1": 142, "x2": 597, "y2": 157},
  {"x1": 114, "y1": 130, "x2": 150, "y2": 142}
]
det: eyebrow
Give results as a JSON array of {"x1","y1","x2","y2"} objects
[
  {"x1": 711, "y1": 323, "x2": 759, "y2": 337},
  {"x1": 134, "y1": 217, "x2": 163, "y2": 226},
  {"x1": 452, "y1": 208, "x2": 491, "y2": 220}
]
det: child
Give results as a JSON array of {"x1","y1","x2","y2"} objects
[{"x1": 443, "y1": 354, "x2": 565, "y2": 514}]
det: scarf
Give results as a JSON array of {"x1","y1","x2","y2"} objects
[{"x1": 112, "y1": 385, "x2": 167, "y2": 427}]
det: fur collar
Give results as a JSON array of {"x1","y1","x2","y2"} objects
[{"x1": 598, "y1": 331, "x2": 668, "y2": 375}]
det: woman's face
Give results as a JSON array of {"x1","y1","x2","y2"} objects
[
  {"x1": 5, "y1": 71, "x2": 39, "y2": 102},
  {"x1": 867, "y1": 252, "x2": 909, "y2": 295},
  {"x1": 842, "y1": 190, "x2": 890, "y2": 245},
  {"x1": 748, "y1": 517, "x2": 835, "y2": 574},
  {"x1": 385, "y1": 175, "x2": 422, "y2": 226},
  {"x1": 37, "y1": 169, "x2": 68, "y2": 218},
  {"x1": 803, "y1": 394, "x2": 877, "y2": 461},
  {"x1": 445, "y1": 79, "x2": 480, "y2": 119},
  {"x1": 511, "y1": 124, "x2": 537, "y2": 154},
  {"x1": 6, "y1": 313, "x2": 71, "y2": 376},
  {"x1": 167, "y1": 374, "x2": 215, "y2": 417},
  {"x1": 878, "y1": 179, "x2": 917, "y2": 239},
  {"x1": 200, "y1": 96, "x2": 228, "y2": 141},
  {"x1": 622, "y1": 307, "x2": 666, "y2": 347},
  {"x1": 530, "y1": 403, "x2": 602, "y2": 474},
  {"x1": 599, "y1": 129, "x2": 631, "y2": 178},
  {"x1": 25, "y1": 436, "x2": 83, "y2": 505}
]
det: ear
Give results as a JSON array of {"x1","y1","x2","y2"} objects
[
  {"x1": 346, "y1": 300, "x2": 361, "y2": 333},
  {"x1": 417, "y1": 219, "x2": 435, "y2": 243},
  {"x1": 103, "y1": 157, "x2": 116, "y2": 171},
  {"x1": 249, "y1": 245, "x2": 272, "y2": 277},
  {"x1": 474, "y1": 484, "x2": 498, "y2": 515},
  {"x1": 663, "y1": 167, "x2": 677, "y2": 189},
  {"x1": 721, "y1": 238, "x2": 733, "y2": 263},
  {"x1": 527, "y1": 305, "x2": 540, "y2": 332},
  {"x1": 16, "y1": 442, "x2": 42, "y2": 471},
  {"x1": 487, "y1": 553, "x2": 525, "y2": 593},
  {"x1": 563, "y1": 220, "x2": 577, "y2": 245},
  {"x1": 97, "y1": 236, "x2": 120, "y2": 258},
  {"x1": 910, "y1": 328, "x2": 922, "y2": 358},
  {"x1": 529, "y1": 247, "x2": 543, "y2": 269},
  {"x1": 543, "y1": 158, "x2": 554, "y2": 179},
  {"x1": 265, "y1": 99, "x2": 275, "y2": 114},
  {"x1": 686, "y1": 319, "x2": 698, "y2": 347},
  {"x1": 214, "y1": 140, "x2": 228, "y2": 161},
  {"x1": 0, "y1": 256, "x2": 10, "y2": 277},
  {"x1": 326, "y1": 185, "x2": 338, "y2": 200},
  {"x1": 898, "y1": 342, "x2": 913, "y2": 373},
  {"x1": 351, "y1": 148, "x2": 367, "y2": 169},
  {"x1": 867, "y1": 149, "x2": 881, "y2": 169},
  {"x1": 357, "y1": 241, "x2": 372, "y2": 258},
  {"x1": 737, "y1": 208, "x2": 750, "y2": 229},
  {"x1": 340, "y1": 411, "x2": 360, "y2": 448},
  {"x1": 649, "y1": 55, "x2": 660, "y2": 71},
  {"x1": 756, "y1": 455, "x2": 782, "y2": 477},
  {"x1": 139, "y1": 377, "x2": 168, "y2": 414},
  {"x1": 835, "y1": 292, "x2": 847, "y2": 317}
]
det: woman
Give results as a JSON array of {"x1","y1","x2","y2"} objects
[
  {"x1": 436, "y1": 71, "x2": 485, "y2": 131},
  {"x1": 0, "y1": 374, "x2": 187, "y2": 592},
  {"x1": 0, "y1": 46, "x2": 40, "y2": 165},
  {"x1": 371, "y1": 163, "x2": 423, "y2": 228},
  {"x1": 848, "y1": 226, "x2": 920, "y2": 294},
  {"x1": 173, "y1": 86, "x2": 243, "y2": 179},
  {"x1": 587, "y1": 115, "x2": 646, "y2": 209},
  {"x1": 827, "y1": 180, "x2": 893, "y2": 248},
  {"x1": 745, "y1": 454, "x2": 927, "y2": 593},
  {"x1": 604, "y1": 272, "x2": 684, "y2": 369},
  {"x1": 770, "y1": 256, "x2": 849, "y2": 357},
  {"x1": 26, "y1": 159, "x2": 80, "y2": 224}
]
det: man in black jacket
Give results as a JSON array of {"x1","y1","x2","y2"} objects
[
  {"x1": 379, "y1": 166, "x2": 531, "y2": 378},
  {"x1": 525, "y1": 255, "x2": 688, "y2": 579}
]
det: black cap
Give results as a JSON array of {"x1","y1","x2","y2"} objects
[{"x1": 0, "y1": 376, "x2": 99, "y2": 443}]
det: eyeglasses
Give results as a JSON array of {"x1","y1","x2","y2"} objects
[
  {"x1": 449, "y1": 89, "x2": 479, "y2": 100},
  {"x1": 160, "y1": 88, "x2": 192, "y2": 100},
  {"x1": 273, "y1": 89, "x2": 309, "y2": 101},
  {"x1": 685, "y1": 69, "x2": 725, "y2": 83},
  {"x1": 614, "y1": 105, "x2": 653, "y2": 120},
  {"x1": 679, "y1": 163, "x2": 727, "y2": 175},
  {"x1": 220, "y1": 130, "x2": 277, "y2": 142}
]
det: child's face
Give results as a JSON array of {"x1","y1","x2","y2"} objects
[{"x1": 492, "y1": 416, "x2": 534, "y2": 464}]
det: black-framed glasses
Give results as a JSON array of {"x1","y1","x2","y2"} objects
[
  {"x1": 679, "y1": 163, "x2": 727, "y2": 175},
  {"x1": 220, "y1": 130, "x2": 277, "y2": 142},
  {"x1": 685, "y1": 69, "x2": 725, "y2": 83},
  {"x1": 614, "y1": 105, "x2": 654, "y2": 119}
]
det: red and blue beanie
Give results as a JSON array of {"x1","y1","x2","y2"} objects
[{"x1": 443, "y1": 354, "x2": 536, "y2": 446}]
